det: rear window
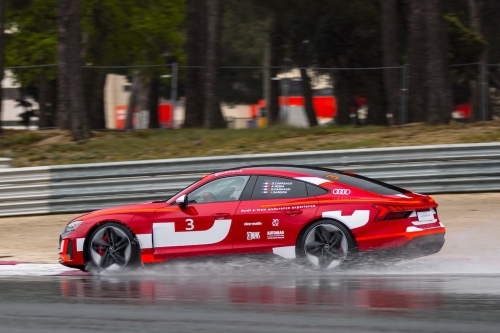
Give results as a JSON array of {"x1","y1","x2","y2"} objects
[
  {"x1": 337, "y1": 173, "x2": 409, "y2": 195},
  {"x1": 306, "y1": 183, "x2": 329, "y2": 196}
]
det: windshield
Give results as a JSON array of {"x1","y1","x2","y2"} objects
[{"x1": 155, "y1": 177, "x2": 203, "y2": 203}]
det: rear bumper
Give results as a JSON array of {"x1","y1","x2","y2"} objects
[
  {"x1": 358, "y1": 232, "x2": 445, "y2": 261},
  {"x1": 390, "y1": 232, "x2": 446, "y2": 259}
]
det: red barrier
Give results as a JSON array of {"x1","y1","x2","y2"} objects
[{"x1": 251, "y1": 96, "x2": 337, "y2": 118}]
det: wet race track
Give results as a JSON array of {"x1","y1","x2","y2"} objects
[{"x1": 1, "y1": 255, "x2": 500, "y2": 333}]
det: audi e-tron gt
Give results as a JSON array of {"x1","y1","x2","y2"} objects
[{"x1": 59, "y1": 165, "x2": 445, "y2": 272}]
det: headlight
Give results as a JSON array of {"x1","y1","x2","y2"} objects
[{"x1": 62, "y1": 220, "x2": 83, "y2": 234}]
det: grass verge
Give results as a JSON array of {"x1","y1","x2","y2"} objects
[{"x1": 1, "y1": 121, "x2": 499, "y2": 167}]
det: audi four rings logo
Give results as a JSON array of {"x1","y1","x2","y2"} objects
[{"x1": 332, "y1": 189, "x2": 351, "y2": 195}]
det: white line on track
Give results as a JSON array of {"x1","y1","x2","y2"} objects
[{"x1": 0, "y1": 264, "x2": 82, "y2": 276}]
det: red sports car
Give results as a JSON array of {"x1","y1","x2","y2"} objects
[{"x1": 59, "y1": 165, "x2": 445, "y2": 272}]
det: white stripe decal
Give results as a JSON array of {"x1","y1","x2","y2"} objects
[
  {"x1": 322, "y1": 210, "x2": 370, "y2": 229},
  {"x1": 76, "y1": 238, "x2": 85, "y2": 252},
  {"x1": 136, "y1": 234, "x2": 153, "y2": 249},
  {"x1": 152, "y1": 219, "x2": 232, "y2": 247},
  {"x1": 272, "y1": 246, "x2": 296, "y2": 259},
  {"x1": 295, "y1": 177, "x2": 329, "y2": 186}
]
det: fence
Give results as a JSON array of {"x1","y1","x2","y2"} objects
[
  {"x1": 0, "y1": 142, "x2": 499, "y2": 217},
  {"x1": 3, "y1": 62, "x2": 500, "y2": 130}
]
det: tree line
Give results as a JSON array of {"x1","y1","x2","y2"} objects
[{"x1": 0, "y1": 0, "x2": 498, "y2": 140}]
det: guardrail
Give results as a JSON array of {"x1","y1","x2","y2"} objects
[
  {"x1": 0, "y1": 158, "x2": 12, "y2": 168},
  {"x1": 0, "y1": 142, "x2": 499, "y2": 217}
]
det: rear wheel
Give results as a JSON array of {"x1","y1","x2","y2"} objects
[
  {"x1": 85, "y1": 222, "x2": 140, "y2": 273},
  {"x1": 297, "y1": 220, "x2": 354, "y2": 270}
]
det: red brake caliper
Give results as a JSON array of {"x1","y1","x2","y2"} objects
[{"x1": 97, "y1": 235, "x2": 108, "y2": 256}]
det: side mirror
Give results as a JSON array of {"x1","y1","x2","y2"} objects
[{"x1": 176, "y1": 194, "x2": 188, "y2": 207}]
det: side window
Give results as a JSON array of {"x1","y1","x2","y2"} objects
[
  {"x1": 306, "y1": 183, "x2": 329, "y2": 196},
  {"x1": 251, "y1": 176, "x2": 307, "y2": 200},
  {"x1": 189, "y1": 176, "x2": 250, "y2": 203}
]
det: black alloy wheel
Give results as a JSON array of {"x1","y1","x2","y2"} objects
[
  {"x1": 86, "y1": 222, "x2": 140, "y2": 272},
  {"x1": 298, "y1": 221, "x2": 353, "y2": 270}
]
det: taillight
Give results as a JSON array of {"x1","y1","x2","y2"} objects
[
  {"x1": 373, "y1": 205, "x2": 414, "y2": 221},
  {"x1": 385, "y1": 211, "x2": 411, "y2": 220}
]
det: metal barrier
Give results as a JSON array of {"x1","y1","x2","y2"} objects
[
  {"x1": 0, "y1": 142, "x2": 499, "y2": 217},
  {"x1": 0, "y1": 158, "x2": 12, "y2": 168}
]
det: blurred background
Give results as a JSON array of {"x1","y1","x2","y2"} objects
[{"x1": 0, "y1": 0, "x2": 499, "y2": 140}]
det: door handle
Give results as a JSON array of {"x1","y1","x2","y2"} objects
[
  {"x1": 212, "y1": 213, "x2": 230, "y2": 219},
  {"x1": 285, "y1": 209, "x2": 303, "y2": 216}
]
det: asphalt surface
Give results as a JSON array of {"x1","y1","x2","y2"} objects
[{"x1": 1, "y1": 257, "x2": 500, "y2": 333}]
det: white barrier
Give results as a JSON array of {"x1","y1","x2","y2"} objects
[{"x1": 1, "y1": 143, "x2": 499, "y2": 217}]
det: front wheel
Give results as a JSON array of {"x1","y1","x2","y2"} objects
[
  {"x1": 297, "y1": 220, "x2": 354, "y2": 270},
  {"x1": 85, "y1": 222, "x2": 140, "y2": 273}
]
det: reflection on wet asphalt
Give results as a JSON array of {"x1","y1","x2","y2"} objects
[{"x1": 1, "y1": 258, "x2": 500, "y2": 333}]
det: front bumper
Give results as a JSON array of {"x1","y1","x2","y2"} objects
[{"x1": 59, "y1": 234, "x2": 85, "y2": 268}]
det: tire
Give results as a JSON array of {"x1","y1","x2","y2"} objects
[
  {"x1": 296, "y1": 220, "x2": 356, "y2": 271},
  {"x1": 84, "y1": 222, "x2": 141, "y2": 273}
]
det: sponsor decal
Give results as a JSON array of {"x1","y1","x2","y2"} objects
[
  {"x1": 247, "y1": 232, "x2": 260, "y2": 240},
  {"x1": 332, "y1": 189, "x2": 351, "y2": 195},
  {"x1": 244, "y1": 222, "x2": 262, "y2": 226},
  {"x1": 267, "y1": 230, "x2": 285, "y2": 240},
  {"x1": 272, "y1": 219, "x2": 279, "y2": 227},
  {"x1": 325, "y1": 174, "x2": 339, "y2": 180},
  {"x1": 240, "y1": 204, "x2": 316, "y2": 213},
  {"x1": 214, "y1": 169, "x2": 243, "y2": 177},
  {"x1": 261, "y1": 181, "x2": 293, "y2": 194}
]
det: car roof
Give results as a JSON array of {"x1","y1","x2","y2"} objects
[{"x1": 210, "y1": 164, "x2": 341, "y2": 178}]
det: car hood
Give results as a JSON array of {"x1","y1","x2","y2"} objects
[{"x1": 76, "y1": 202, "x2": 169, "y2": 220}]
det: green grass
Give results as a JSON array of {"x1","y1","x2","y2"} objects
[
  {"x1": 1, "y1": 121, "x2": 499, "y2": 167},
  {"x1": 458, "y1": 127, "x2": 500, "y2": 143},
  {"x1": 0, "y1": 132, "x2": 46, "y2": 148}
]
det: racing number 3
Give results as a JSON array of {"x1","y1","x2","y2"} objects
[{"x1": 185, "y1": 219, "x2": 194, "y2": 230}]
